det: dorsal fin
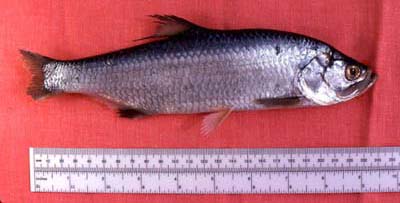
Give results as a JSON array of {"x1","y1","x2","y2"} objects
[{"x1": 134, "y1": 15, "x2": 206, "y2": 41}]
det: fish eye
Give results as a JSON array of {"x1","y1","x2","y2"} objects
[{"x1": 345, "y1": 65, "x2": 361, "y2": 81}]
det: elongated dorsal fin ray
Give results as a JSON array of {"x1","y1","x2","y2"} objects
[
  {"x1": 201, "y1": 109, "x2": 233, "y2": 136},
  {"x1": 134, "y1": 15, "x2": 206, "y2": 42}
]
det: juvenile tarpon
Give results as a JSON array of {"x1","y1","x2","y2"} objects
[{"x1": 21, "y1": 15, "x2": 377, "y2": 134}]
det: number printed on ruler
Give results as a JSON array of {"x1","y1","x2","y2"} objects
[{"x1": 30, "y1": 147, "x2": 400, "y2": 194}]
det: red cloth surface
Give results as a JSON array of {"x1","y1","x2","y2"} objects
[{"x1": 1, "y1": 0, "x2": 400, "y2": 202}]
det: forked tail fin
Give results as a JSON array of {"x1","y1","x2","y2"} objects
[{"x1": 20, "y1": 49, "x2": 55, "y2": 100}]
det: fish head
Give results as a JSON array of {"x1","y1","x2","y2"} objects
[{"x1": 297, "y1": 50, "x2": 377, "y2": 105}]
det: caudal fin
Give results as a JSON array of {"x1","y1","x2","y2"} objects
[{"x1": 20, "y1": 50, "x2": 54, "y2": 100}]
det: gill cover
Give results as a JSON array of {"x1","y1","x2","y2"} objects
[
  {"x1": 296, "y1": 52, "x2": 341, "y2": 105},
  {"x1": 297, "y1": 50, "x2": 376, "y2": 106}
]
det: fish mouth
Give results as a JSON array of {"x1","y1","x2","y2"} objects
[
  {"x1": 337, "y1": 70, "x2": 377, "y2": 100},
  {"x1": 366, "y1": 72, "x2": 378, "y2": 89}
]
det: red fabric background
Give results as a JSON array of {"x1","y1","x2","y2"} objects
[{"x1": 1, "y1": 0, "x2": 399, "y2": 202}]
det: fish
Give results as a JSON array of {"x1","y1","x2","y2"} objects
[{"x1": 21, "y1": 15, "x2": 377, "y2": 134}]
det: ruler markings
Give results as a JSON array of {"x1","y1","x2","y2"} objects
[{"x1": 30, "y1": 147, "x2": 400, "y2": 194}]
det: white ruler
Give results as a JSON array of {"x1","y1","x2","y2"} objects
[{"x1": 30, "y1": 147, "x2": 400, "y2": 194}]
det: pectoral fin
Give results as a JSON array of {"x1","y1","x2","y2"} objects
[
  {"x1": 255, "y1": 96, "x2": 303, "y2": 107},
  {"x1": 201, "y1": 109, "x2": 233, "y2": 135}
]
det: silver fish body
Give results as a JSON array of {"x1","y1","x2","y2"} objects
[
  {"x1": 23, "y1": 15, "x2": 376, "y2": 118},
  {"x1": 46, "y1": 30, "x2": 330, "y2": 114}
]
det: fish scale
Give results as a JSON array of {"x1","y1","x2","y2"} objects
[
  {"x1": 22, "y1": 15, "x2": 376, "y2": 130},
  {"x1": 54, "y1": 30, "x2": 320, "y2": 114}
]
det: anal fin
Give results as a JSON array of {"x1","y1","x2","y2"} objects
[
  {"x1": 118, "y1": 108, "x2": 147, "y2": 119},
  {"x1": 201, "y1": 109, "x2": 233, "y2": 135},
  {"x1": 90, "y1": 94, "x2": 149, "y2": 119}
]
